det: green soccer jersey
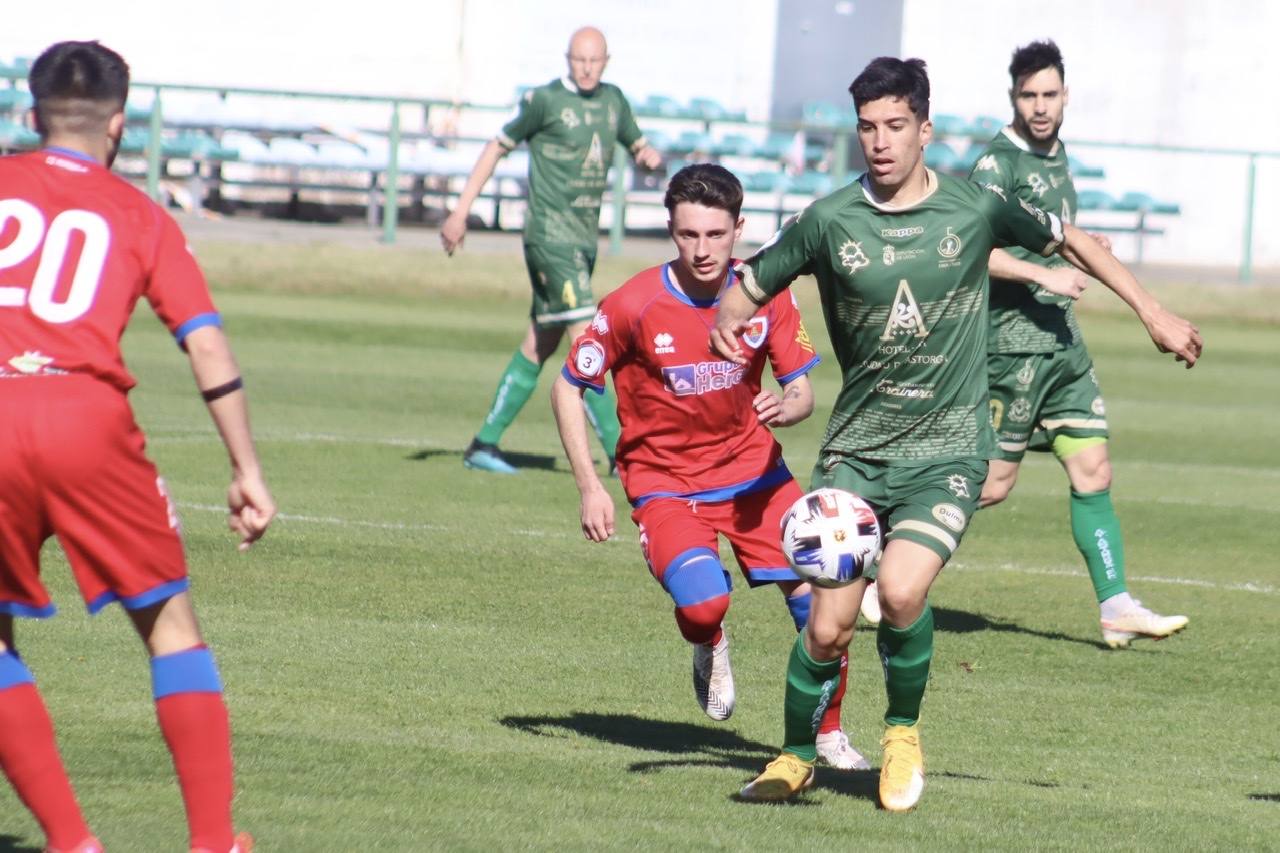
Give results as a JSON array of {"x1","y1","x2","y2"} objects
[
  {"x1": 498, "y1": 78, "x2": 645, "y2": 249},
  {"x1": 969, "y1": 127, "x2": 1081, "y2": 353},
  {"x1": 740, "y1": 170, "x2": 1063, "y2": 464}
]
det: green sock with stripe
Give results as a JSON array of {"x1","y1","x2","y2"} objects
[
  {"x1": 475, "y1": 350, "x2": 541, "y2": 445},
  {"x1": 782, "y1": 633, "x2": 842, "y2": 762},
  {"x1": 1070, "y1": 488, "x2": 1127, "y2": 602},
  {"x1": 878, "y1": 604, "x2": 933, "y2": 726}
]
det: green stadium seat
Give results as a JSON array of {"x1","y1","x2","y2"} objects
[
  {"x1": 638, "y1": 94, "x2": 684, "y2": 118},
  {"x1": 931, "y1": 114, "x2": 971, "y2": 137},
  {"x1": 0, "y1": 88, "x2": 33, "y2": 113},
  {"x1": 802, "y1": 100, "x2": 853, "y2": 128},
  {"x1": 1116, "y1": 191, "x2": 1180, "y2": 215},
  {"x1": 955, "y1": 141, "x2": 989, "y2": 173},
  {"x1": 0, "y1": 117, "x2": 39, "y2": 148},
  {"x1": 744, "y1": 171, "x2": 789, "y2": 193},
  {"x1": 668, "y1": 130, "x2": 715, "y2": 156},
  {"x1": 711, "y1": 133, "x2": 754, "y2": 157},
  {"x1": 1069, "y1": 156, "x2": 1105, "y2": 178},
  {"x1": 788, "y1": 171, "x2": 833, "y2": 196},
  {"x1": 640, "y1": 128, "x2": 673, "y2": 152},
  {"x1": 1075, "y1": 189, "x2": 1118, "y2": 211},
  {"x1": 970, "y1": 115, "x2": 1003, "y2": 138},
  {"x1": 753, "y1": 131, "x2": 794, "y2": 160},
  {"x1": 924, "y1": 141, "x2": 960, "y2": 172}
]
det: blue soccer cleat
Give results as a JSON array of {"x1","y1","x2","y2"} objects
[{"x1": 462, "y1": 439, "x2": 518, "y2": 474}]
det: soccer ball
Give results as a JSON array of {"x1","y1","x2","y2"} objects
[{"x1": 780, "y1": 488, "x2": 882, "y2": 588}]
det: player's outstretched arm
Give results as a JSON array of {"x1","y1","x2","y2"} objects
[
  {"x1": 1057, "y1": 224, "x2": 1203, "y2": 367},
  {"x1": 755, "y1": 375, "x2": 814, "y2": 428},
  {"x1": 987, "y1": 248, "x2": 1088, "y2": 300},
  {"x1": 183, "y1": 326, "x2": 277, "y2": 550},
  {"x1": 551, "y1": 374, "x2": 615, "y2": 542},
  {"x1": 440, "y1": 139, "x2": 507, "y2": 255},
  {"x1": 710, "y1": 285, "x2": 761, "y2": 365}
]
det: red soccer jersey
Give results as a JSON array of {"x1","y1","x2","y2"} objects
[
  {"x1": 562, "y1": 261, "x2": 820, "y2": 506},
  {"x1": 0, "y1": 148, "x2": 219, "y2": 392}
]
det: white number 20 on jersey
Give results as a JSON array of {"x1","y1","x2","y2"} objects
[{"x1": 0, "y1": 198, "x2": 110, "y2": 323}]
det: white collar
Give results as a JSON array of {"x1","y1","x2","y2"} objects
[{"x1": 859, "y1": 168, "x2": 940, "y2": 211}]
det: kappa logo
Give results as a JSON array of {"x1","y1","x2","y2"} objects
[
  {"x1": 838, "y1": 239, "x2": 870, "y2": 275},
  {"x1": 974, "y1": 154, "x2": 1000, "y2": 173},
  {"x1": 880, "y1": 225, "x2": 924, "y2": 239},
  {"x1": 880, "y1": 280, "x2": 929, "y2": 340},
  {"x1": 591, "y1": 310, "x2": 609, "y2": 334},
  {"x1": 8, "y1": 350, "x2": 54, "y2": 374},
  {"x1": 883, "y1": 244, "x2": 896, "y2": 266},
  {"x1": 981, "y1": 183, "x2": 1007, "y2": 201},
  {"x1": 937, "y1": 227, "x2": 962, "y2": 259},
  {"x1": 946, "y1": 474, "x2": 971, "y2": 500},
  {"x1": 560, "y1": 107, "x2": 580, "y2": 129},
  {"x1": 653, "y1": 332, "x2": 676, "y2": 354},
  {"x1": 743, "y1": 316, "x2": 769, "y2": 349}
]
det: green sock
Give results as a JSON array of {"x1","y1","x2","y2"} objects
[
  {"x1": 475, "y1": 351, "x2": 541, "y2": 445},
  {"x1": 1070, "y1": 488, "x2": 1127, "y2": 602},
  {"x1": 878, "y1": 605, "x2": 933, "y2": 726},
  {"x1": 782, "y1": 633, "x2": 842, "y2": 762},
  {"x1": 582, "y1": 386, "x2": 621, "y2": 461}
]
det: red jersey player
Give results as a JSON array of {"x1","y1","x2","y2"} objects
[
  {"x1": 551, "y1": 164, "x2": 868, "y2": 769},
  {"x1": 0, "y1": 42, "x2": 273, "y2": 853}
]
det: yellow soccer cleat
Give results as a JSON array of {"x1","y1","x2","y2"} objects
[
  {"x1": 738, "y1": 752, "x2": 816, "y2": 802},
  {"x1": 879, "y1": 724, "x2": 925, "y2": 812},
  {"x1": 1101, "y1": 603, "x2": 1189, "y2": 649}
]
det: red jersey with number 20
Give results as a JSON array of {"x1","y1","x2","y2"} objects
[
  {"x1": 0, "y1": 149, "x2": 219, "y2": 392},
  {"x1": 562, "y1": 262, "x2": 819, "y2": 507}
]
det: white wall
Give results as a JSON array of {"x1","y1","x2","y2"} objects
[{"x1": 901, "y1": 0, "x2": 1280, "y2": 269}]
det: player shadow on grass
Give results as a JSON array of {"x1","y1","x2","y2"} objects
[
  {"x1": 405, "y1": 448, "x2": 560, "y2": 470},
  {"x1": 500, "y1": 712, "x2": 878, "y2": 804},
  {"x1": 0, "y1": 835, "x2": 41, "y2": 853},
  {"x1": 932, "y1": 606, "x2": 1110, "y2": 650}
]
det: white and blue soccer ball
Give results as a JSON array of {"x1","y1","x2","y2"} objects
[{"x1": 781, "y1": 488, "x2": 882, "y2": 588}]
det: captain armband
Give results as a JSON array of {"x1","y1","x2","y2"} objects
[{"x1": 200, "y1": 377, "x2": 243, "y2": 402}]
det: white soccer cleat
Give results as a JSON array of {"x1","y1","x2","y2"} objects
[
  {"x1": 692, "y1": 631, "x2": 735, "y2": 720},
  {"x1": 860, "y1": 581, "x2": 881, "y2": 625},
  {"x1": 815, "y1": 729, "x2": 872, "y2": 770},
  {"x1": 1101, "y1": 602, "x2": 1189, "y2": 649}
]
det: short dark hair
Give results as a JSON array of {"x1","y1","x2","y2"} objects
[
  {"x1": 664, "y1": 163, "x2": 743, "y2": 220},
  {"x1": 1009, "y1": 40, "x2": 1064, "y2": 87},
  {"x1": 29, "y1": 41, "x2": 130, "y2": 136},
  {"x1": 849, "y1": 57, "x2": 929, "y2": 120}
]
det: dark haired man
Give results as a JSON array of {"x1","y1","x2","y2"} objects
[
  {"x1": 0, "y1": 41, "x2": 273, "y2": 852},
  {"x1": 552, "y1": 164, "x2": 868, "y2": 768},
  {"x1": 444, "y1": 26, "x2": 661, "y2": 476},
  {"x1": 970, "y1": 40, "x2": 1188, "y2": 648},
  {"x1": 716, "y1": 57, "x2": 1200, "y2": 809}
]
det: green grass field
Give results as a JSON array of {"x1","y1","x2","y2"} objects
[{"x1": 2, "y1": 234, "x2": 1278, "y2": 851}]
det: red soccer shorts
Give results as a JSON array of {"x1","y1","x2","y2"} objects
[
  {"x1": 631, "y1": 477, "x2": 804, "y2": 590},
  {"x1": 0, "y1": 376, "x2": 189, "y2": 618}
]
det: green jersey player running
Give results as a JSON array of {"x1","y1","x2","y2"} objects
[
  {"x1": 442, "y1": 26, "x2": 661, "y2": 474},
  {"x1": 712, "y1": 57, "x2": 1201, "y2": 812},
  {"x1": 970, "y1": 40, "x2": 1190, "y2": 649}
]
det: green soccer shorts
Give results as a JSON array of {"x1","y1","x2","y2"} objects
[
  {"x1": 988, "y1": 347, "x2": 1109, "y2": 462},
  {"x1": 811, "y1": 455, "x2": 988, "y2": 566},
  {"x1": 523, "y1": 243, "x2": 598, "y2": 328}
]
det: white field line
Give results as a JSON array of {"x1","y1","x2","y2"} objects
[{"x1": 176, "y1": 502, "x2": 1276, "y2": 596}]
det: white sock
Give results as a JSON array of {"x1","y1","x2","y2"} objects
[{"x1": 1100, "y1": 591, "x2": 1137, "y2": 619}]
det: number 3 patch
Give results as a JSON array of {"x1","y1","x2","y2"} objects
[{"x1": 575, "y1": 340, "x2": 605, "y2": 377}]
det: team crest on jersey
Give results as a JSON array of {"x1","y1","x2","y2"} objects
[
  {"x1": 560, "y1": 107, "x2": 580, "y2": 129},
  {"x1": 1016, "y1": 358, "x2": 1036, "y2": 387},
  {"x1": 582, "y1": 132, "x2": 606, "y2": 177},
  {"x1": 838, "y1": 240, "x2": 870, "y2": 275},
  {"x1": 743, "y1": 316, "x2": 769, "y2": 349},
  {"x1": 653, "y1": 332, "x2": 676, "y2": 354},
  {"x1": 1027, "y1": 172, "x2": 1050, "y2": 197},
  {"x1": 974, "y1": 154, "x2": 1000, "y2": 173},
  {"x1": 946, "y1": 474, "x2": 971, "y2": 499},
  {"x1": 1091, "y1": 396, "x2": 1106, "y2": 416},
  {"x1": 882, "y1": 244, "x2": 896, "y2": 266},
  {"x1": 1049, "y1": 173, "x2": 1065, "y2": 189},
  {"x1": 1008, "y1": 398, "x2": 1033, "y2": 423},
  {"x1": 880, "y1": 280, "x2": 929, "y2": 341},
  {"x1": 937, "y1": 227, "x2": 962, "y2": 259}
]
